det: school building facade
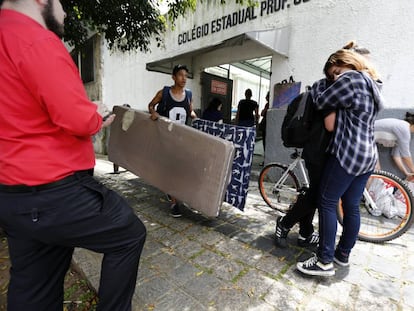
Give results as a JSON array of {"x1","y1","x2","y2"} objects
[{"x1": 78, "y1": 0, "x2": 414, "y2": 173}]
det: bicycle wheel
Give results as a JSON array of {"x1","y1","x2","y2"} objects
[
  {"x1": 337, "y1": 170, "x2": 414, "y2": 243},
  {"x1": 258, "y1": 163, "x2": 301, "y2": 213}
]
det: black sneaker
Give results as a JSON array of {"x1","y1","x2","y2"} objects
[
  {"x1": 296, "y1": 254, "x2": 335, "y2": 277},
  {"x1": 166, "y1": 194, "x2": 173, "y2": 202},
  {"x1": 334, "y1": 249, "x2": 350, "y2": 267},
  {"x1": 170, "y1": 204, "x2": 182, "y2": 218},
  {"x1": 297, "y1": 231, "x2": 319, "y2": 247},
  {"x1": 275, "y1": 217, "x2": 289, "y2": 248}
]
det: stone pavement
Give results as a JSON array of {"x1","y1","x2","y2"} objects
[{"x1": 73, "y1": 154, "x2": 414, "y2": 311}]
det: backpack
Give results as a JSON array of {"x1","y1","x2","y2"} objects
[
  {"x1": 281, "y1": 92, "x2": 314, "y2": 148},
  {"x1": 156, "y1": 86, "x2": 192, "y2": 117}
]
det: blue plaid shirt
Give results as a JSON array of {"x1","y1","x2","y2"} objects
[{"x1": 311, "y1": 71, "x2": 384, "y2": 176}]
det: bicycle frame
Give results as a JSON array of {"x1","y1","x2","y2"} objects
[
  {"x1": 296, "y1": 159, "x2": 310, "y2": 189},
  {"x1": 287, "y1": 151, "x2": 376, "y2": 213},
  {"x1": 275, "y1": 151, "x2": 377, "y2": 216},
  {"x1": 362, "y1": 188, "x2": 380, "y2": 216},
  {"x1": 270, "y1": 151, "x2": 310, "y2": 200},
  {"x1": 286, "y1": 150, "x2": 310, "y2": 188}
]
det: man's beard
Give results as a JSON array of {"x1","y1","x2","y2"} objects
[{"x1": 42, "y1": 0, "x2": 64, "y2": 38}]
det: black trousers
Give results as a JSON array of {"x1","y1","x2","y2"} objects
[
  {"x1": 0, "y1": 174, "x2": 146, "y2": 311},
  {"x1": 281, "y1": 162, "x2": 323, "y2": 237}
]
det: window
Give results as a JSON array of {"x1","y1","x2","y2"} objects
[{"x1": 71, "y1": 37, "x2": 95, "y2": 83}]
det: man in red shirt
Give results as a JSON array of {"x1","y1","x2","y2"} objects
[{"x1": 0, "y1": 1, "x2": 146, "y2": 310}]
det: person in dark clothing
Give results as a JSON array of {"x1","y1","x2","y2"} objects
[
  {"x1": 259, "y1": 91, "x2": 270, "y2": 154},
  {"x1": 275, "y1": 90, "x2": 334, "y2": 248},
  {"x1": 236, "y1": 89, "x2": 259, "y2": 127},
  {"x1": 258, "y1": 92, "x2": 270, "y2": 166},
  {"x1": 202, "y1": 97, "x2": 223, "y2": 123}
]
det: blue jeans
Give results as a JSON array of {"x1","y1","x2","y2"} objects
[{"x1": 317, "y1": 156, "x2": 371, "y2": 263}]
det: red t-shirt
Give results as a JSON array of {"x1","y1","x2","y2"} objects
[{"x1": 0, "y1": 10, "x2": 103, "y2": 185}]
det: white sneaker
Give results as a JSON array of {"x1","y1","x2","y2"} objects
[{"x1": 297, "y1": 254, "x2": 335, "y2": 276}]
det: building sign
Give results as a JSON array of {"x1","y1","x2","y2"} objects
[
  {"x1": 211, "y1": 80, "x2": 228, "y2": 95},
  {"x1": 178, "y1": 0, "x2": 310, "y2": 45}
]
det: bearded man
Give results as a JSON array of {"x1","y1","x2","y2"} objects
[{"x1": 0, "y1": 1, "x2": 146, "y2": 310}]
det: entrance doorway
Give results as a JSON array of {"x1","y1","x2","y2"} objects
[
  {"x1": 203, "y1": 57, "x2": 271, "y2": 124},
  {"x1": 200, "y1": 72, "x2": 233, "y2": 124}
]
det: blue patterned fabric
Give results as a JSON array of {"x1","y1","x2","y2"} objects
[{"x1": 192, "y1": 119, "x2": 256, "y2": 211}]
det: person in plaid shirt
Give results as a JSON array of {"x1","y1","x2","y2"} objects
[{"x1": 297, "y1": 49, "x2": 384, "y2": 277}]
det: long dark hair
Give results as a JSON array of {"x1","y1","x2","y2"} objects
[
  {"x1": 404, "y1": 112, "x2": 414, "y2": 125},
  {"x1": 207, "y1": 97, "x2": 222, "y2": 111}
]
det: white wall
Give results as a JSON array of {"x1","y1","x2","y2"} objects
[
  {"x1": 101, "y1": 43, "x2": 196, "y2": 111},
  {"x1": 164, "y1": 0, "x2": 414, "y2": 109},
  {"x1": 102, "y1": 0, "x2": 414, "y2": 111},
  {"x1": 271, "y1": 0, "x2": 414, "y2": 108}
]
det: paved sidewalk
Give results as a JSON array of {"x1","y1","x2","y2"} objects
[{"x1": 73, "y1": 155, "x2": 414, "y2": 311}]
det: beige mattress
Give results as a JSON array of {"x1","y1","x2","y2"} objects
[{"x1": 108, "y1": 106, "x2": 235, "y2": 217}]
